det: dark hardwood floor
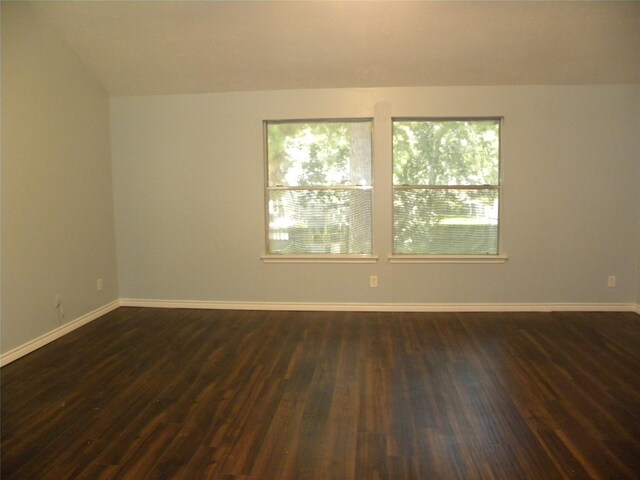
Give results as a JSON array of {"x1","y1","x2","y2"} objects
[{"x1": 2, "y1": 308, "x2": 639, "y2": 479}]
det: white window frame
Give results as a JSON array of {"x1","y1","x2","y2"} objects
[
  {"x1": 262, "y1": 118, "x2": 378, "y2": 264},
  {"x1": 389, "y1": 117, "x2": 507, "y2": 264}
]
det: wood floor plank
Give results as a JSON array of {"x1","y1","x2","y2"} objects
[{"x1": 2, "y1": 308, "x2": 639, "y2": 479}]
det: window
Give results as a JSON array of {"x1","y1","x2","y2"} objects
[
  {"x1": 265, "y1": 119, "x2": 373, "y2": 257},
  {"x1": 392, "y1": 118, "x2": 501, "y2": 256}
]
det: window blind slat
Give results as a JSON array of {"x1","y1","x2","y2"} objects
[{"x1": 268, "y1": 189, "x2": 372, "y2": 255}]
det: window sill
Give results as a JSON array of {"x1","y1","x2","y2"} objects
[
  {"x1": 388, "y1": 254, "x2": 508, "y2": 264},
  {"x1": 262, "y1": 254, "x2": 379, "y2": 264}
]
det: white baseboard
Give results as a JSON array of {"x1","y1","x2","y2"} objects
[
  {"x1": 0, "y1": 300, "x2": 121, "y2": 367},
  {"x1": 119, "y1": 298, "x2": 639, "y2": 314},
  {"x1": 4, "y1": 298, "x2": 636, "y2": 367}
]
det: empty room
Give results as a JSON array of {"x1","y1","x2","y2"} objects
[{"x1": 1, "y1": 1, "x2": 639, "y2": 479}]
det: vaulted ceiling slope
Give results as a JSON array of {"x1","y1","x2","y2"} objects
[{"x1": 19, "y1": 1, "x2": 640, "y2": 96}]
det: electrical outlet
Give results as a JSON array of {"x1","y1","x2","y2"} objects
[
  {"x1": 97, "y1": 278, "x2": 103, "y2": 292},
  {"x1": 369, "y1": 275, "x2": 378, "y2": 288},
  {"x1": 607, "y1": 275, "x2": 616, "y2": 288}
]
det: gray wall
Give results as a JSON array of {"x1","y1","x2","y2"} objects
[
  {"x1": 1, "y1": 3, "x2": 119, "y2": 353},
  {"x1": 110, "y1": 86, "x2": 640, "y2": 306},
  {"x1": 2, "y1": 4, "x2": 637, "y2": 360}
]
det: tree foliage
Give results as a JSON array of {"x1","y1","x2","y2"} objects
[
  {"x1": 267, "y1": 122, "x2": 359, "y2": 187},
  {"x1": 392, "y1": 120, "x2": 500, "y2": 254},
  {"x1": 393, "y1": 120, "x2": 499, "y2": 186},
  {"x1": 266, "y1": 121, "x2": 372, "y2": 254}
]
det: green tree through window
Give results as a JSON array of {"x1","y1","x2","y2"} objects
[
  {"x1": 265, "y1": 120, "x2": 373, "y2": 255},
  {"x1": 393, "y1": 119, "x2": 501, "y2": 255}
]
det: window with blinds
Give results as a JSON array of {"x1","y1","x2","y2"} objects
[
  {"x1": 392, "y1": 118, "x2": 501, "y2": 255},
  {"x1": 265, "y1": 119, "x2": 373, "y2": 255}
]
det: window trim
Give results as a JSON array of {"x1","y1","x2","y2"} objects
[
  {"x1": 261, "y1": 254, "x2": 379, "y2": 264},
  {"x1": 388, "y1": 254, "x2": 508, "y2": 264},
  {"x1": 263, "y1": 118, "x2": 375, "y2": 259},
  {"x1": 391, "y1": 116, "x2": 504, "y2": 259}
]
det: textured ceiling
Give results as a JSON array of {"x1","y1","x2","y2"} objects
[{"x1": 21, "y1": 1, "x2": 640, "y2": 96}]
